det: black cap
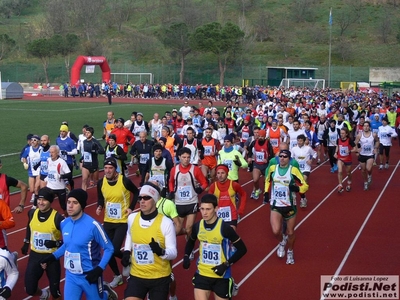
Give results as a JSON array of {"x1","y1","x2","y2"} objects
[
  {"x1": 104, "y1": 157, "x2": 117, "y2": 168},
  {"x1": 27, "y1": 133, "x2": 34, "y2": 140},
  {"x1": 68, "y1": 189, "x2": 88, "y2": 209},
  {"x1": 117, "y1": 118, "x2": 125, "y2": 123},
  {"x1": 38, "y1": 187, "x2": 55, "y2": 203}
]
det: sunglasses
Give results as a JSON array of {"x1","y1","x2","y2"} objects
[
  {"x1": 31, "y1": 139, "x2": 38, "y2": 142},
  {"x1": 138, "y1": 195, "x2": 153, "y2": 201},
  {"x1": 279, "y1": 155, "x2": 289, "y2": 158}
]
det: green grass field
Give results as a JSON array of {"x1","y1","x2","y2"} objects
[{"x1": 0, "y1": 99, "x2": 176, "y2": 189}]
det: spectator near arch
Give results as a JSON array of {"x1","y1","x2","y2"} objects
[{"x1": 70, "y1": 56, "x2": 111, "y2": 86}]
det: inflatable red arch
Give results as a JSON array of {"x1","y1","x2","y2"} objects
[{"x1": 70, "y1": 56, "x2": 111, "y2": 86}]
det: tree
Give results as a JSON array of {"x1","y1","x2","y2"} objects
[
  {"x1": 26, "y1": 39, "x2": 54, "y2": 83},
  {"x1": 0, "y1": 0, "x2": 30, "y2": 18},
  {"x1": 0, "y1": 34, "x2": 16, "y2": 61},
  {"x1": 104, "y1": 0, "x2": 135, "y2": 32},
  {"x1": 159, "y1": 23, "x2": 191, "y2": 83},
  {"x1": 51, "y1": 34, "x2": 80, "y2": 78},
  {"x1": 190, "y1": 22, "x2": 244, "y2": 86}
]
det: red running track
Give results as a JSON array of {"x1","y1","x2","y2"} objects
[
  {"x1": 7, "y1": 147, "x2": 400, "y2": 300},
  {"x1": 8, "y1": 96, "x2": 400, "y2": 299}
]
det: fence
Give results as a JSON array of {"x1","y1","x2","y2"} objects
[{"x1": 0, "y1": 62, "x2": 371, "y2": 88}]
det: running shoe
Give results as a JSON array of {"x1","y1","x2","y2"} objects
[
  {"x1": 367, "y1": 175, "x2": 372, "y2": 185},
  {"x1": 129, "y1": 161, "x2": 134, "y2": 167},
  {"x1": 317, "y1": 159, "x2": 320, "y2": 165},
  {"x1": 300, "y1": 198, "x2": 307, "y2": 208},
  {"x1": 346, "y1": 185, "x2": 351, "y2": 192},
  {"x1": 250, "y1": 191, "x2": 255, "y2": 199},
  {"x1": 109, "y1": 274, "x2": 123, "y2": 288},
  {"x1": 30, "y1": 194, "x2": 35, "y2": 203},
  {"x1": 122, "y1": 264, "x2": 131, "y2": 277},
  {"x1": 337, "y1": 185, "x2": 344, "y2": 193},
  {"x1": 39, "y1": 289, "x2": 50, "y2": 300},
  {"x1": 330, "y1": 167, "x2": 334, "y2": 173},
  {"x1": 232, "y1": 282, "x2": 239, "y2": 296},
  {"x1": 385, "y1": 163, "x2": 389, "y2": 169},
  {"x1": 379, "y1": 165, "x2": 383, "y2": 170},
  {"x1": 333, "y1": 164, "x2": 338, "y2": 172},
  {"x1": 286, "y1": 250, "x2": 295, "y2": 265},
  {"x1": 254, "y1": 189, "x2": 261, "y2": 199},
  {"x1": 104, "y1": 281, "x2": 118, "y2": 300},
  {"x1": 277, "y1": 237, "x2": 287, "y2": 258},
  {"x1": 364, "y1": 182, "x2": 369, "y2": 191},
  {"x1": 169, "y1": 296, "x2": 178, "y2": 300}
]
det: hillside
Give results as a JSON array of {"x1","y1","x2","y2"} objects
[{"x1": 0, "y1": 0, "x2": 399, "y2": 85}]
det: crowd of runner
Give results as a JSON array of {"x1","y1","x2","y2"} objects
[{"x1": 0, "y1": 85, "x2": 399, "y2": 300}]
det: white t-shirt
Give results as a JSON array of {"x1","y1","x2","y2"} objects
[{"x1": 45, "y1": 157, "x2": 70, "y2": 190}]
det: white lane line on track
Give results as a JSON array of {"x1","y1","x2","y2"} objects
[
  {"x1": 319, "y1": 160, "x2": 400, "y2": 300},
  {"x1": 20, "y1": 161, "x2": 330, "y2": 299},
  {"x1": 237, "y1": 162, "x2": 363, "y2": 287}
]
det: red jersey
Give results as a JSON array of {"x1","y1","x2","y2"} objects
[
  {"x1": 209, "y1": 180, "x2": 247, "y2": 219},
  {"x1": 0, "y1": 174, "x2": 10, "y2": 206},
  {"x1": 337, "y1": 138, "x2": 353, "y2": 162},
  {"x1": 110, "y1": 127, "x2": 135, "y2": 153}
]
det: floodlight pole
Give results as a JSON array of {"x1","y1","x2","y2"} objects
[{"x1": 328, "y1": 8, "x2": 332, "y2": 88}]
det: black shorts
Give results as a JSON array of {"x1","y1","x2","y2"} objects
[
  {"x1": 124, "y1": 275, "x2": 171, "y2": 300},
  {"x1": 224, "y1": 219, "x2": 238, "y2": 228},
  {"x1": 302, "y1": 171, "x2": 310, "y2": 177},
  {"x1": 319, "y1": 139, "x2": 327, "y2": 147},
  {"x1": 270, "y1": 205, "x2": 297, "y2": 220},
  {"x1": 358, "y1": 155, "x2": 374, "y2": 163},
  {"x1": 82, "y1": 165, "x2": 98, "y2": 173},
  {"x1": 253, "y1": 164, "x2": 267, "y2": 174},
  {"x1": 40, "y1": 174, "x2": 47, "y2": 181},
  {"x1": 25, "y1": 251, "x2": 61, "y2": 298},
  {"x1": 176, "y1": 203, "x2": 198, "y2": 218},
  {"x1": 379, "y1": 144, "x2": 391, "y2": 156},
  {"x1": 192, "y1": 273, "x2": 233, "y2": 299}
]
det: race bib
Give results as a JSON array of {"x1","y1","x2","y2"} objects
[
  {"x1": 339, "y1": 146, "x2": 349, "y2": 156},
  {"x1": 317, "y1": 131, "x2": 323, "y2": 140},
  {"x1": 255, "y1": 151, "x2": 265, "y2": 163},
  {"x1": 41, "y1": 161, "x2": 48, "y2": 173},
  {"x1": 178, "y1": 186, "x2": 192, "y2": 201},
  {"x1": 83, "y1": 151, "x2": 92, "y2": 163},
  {"x1": 329, "y1": 135, "x2": 337, "y2": 141},
  {"x1": 201, "y1": 243, "x2": 221, "y2": 266},
  {"x1": 140, "y1": 154, "x2": 150, "y2": 164},
  {"x1": 290, "y1": 140, "x2": 298, "y2": 148},
  {"x1": 223, "y1": 159, "x2": 233, "y2": 170},
  {"x1": 47, "y1": 170, "x2": 59, "y2": 182},
  {"x1": 149, "y1": 175, "x2": 165, "y2": 187},
  {"x1": 33, "y1": 231, "x2": 51, "y2": 251},
  {"x1": 217, "y1": 206, "x2": 232, "y2": 222},
  {"x1": 177, "y1": 128, "x2": 183, "y2": 135},
  {"x1": 64, "y1": 251, "x2": 83, "y2": 274},
  {"x1": 204, "y1": 146, "x2": 212, "y2": 156},
  {"x1": 270, "y1": 138, "x2": 279, "y2": 147},
  {"x1": 299, "y1": 163, "x2": 305, "y2": 171},
  {"x1": 362, "y1": 145, "x2": 372, "y2": 153},
  {"x1": 133, "y1": 244, "x2": 154, "y2": 265},
  {"x1": 106, "y1": 202, "x2": 122, "y2": 219},
  {"x1": 241, "y1": 132, "x2": 249, "y2": 140},
  {"x1": 274, "y1": 186, "x2": 288, "y2": 201}
]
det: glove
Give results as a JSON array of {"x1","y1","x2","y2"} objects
[
  {"x1": 102, "y1": 134, "x2": 106, "y2": 140},
  {"x1": 85, "y1": 266, "x2": 103, "y2": 284},
  {"x1": 289, "y1": 185, "x2": 300, "y2": 192},
  {"x1": 33, "y1": 162, "x2": 40, "y2": 171},
  {"x1": 44, "y1": 240, "x2": 62, "y2": 248},
  {"x1": 263, "y1": 192, "x2": 269, "y2": 203},
  {"x1": 194, "y1": 187, "x2": 203, "y2": 194},
  {"x1": 21, "y1": 242, "x2": 29, "y2": 255},
  {"x1": 121, "y1": 251, "x2": 131, "y2": 267},
  {"x1": 23, "y1": 163, "x2": 29, "y2": 170},
  {"x1": 167, "y1": 192, "x2": 175, "y2": 200},
  {"x1": 0, "y1": 286, "x2": 11, "y2": 299},
  {"x1": 234, "y1": 155, "x2": 242, "y2": 167},
  {"x1": 149, "y1": 238, "x2": 165, "y2": 256},
  {"x1": 183, "y1": 255, "x2": 191, "y2": 269},
  {"x1": 40, "y1": 254, "x2": 56, "y2": 265},
  {"x1": 60, "y1": 150, "x2": 68, "y2": 156},
  {"x1": 211, "y1": 262, "x2": 229, "y2": 276}
]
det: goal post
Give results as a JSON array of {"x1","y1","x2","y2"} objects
[
  {"x1": 111, "y1": 73, "x2": 153, "y2": 84},
  {"x1": 279, "y1": 78, "x2": 325, "y2": 89}
]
